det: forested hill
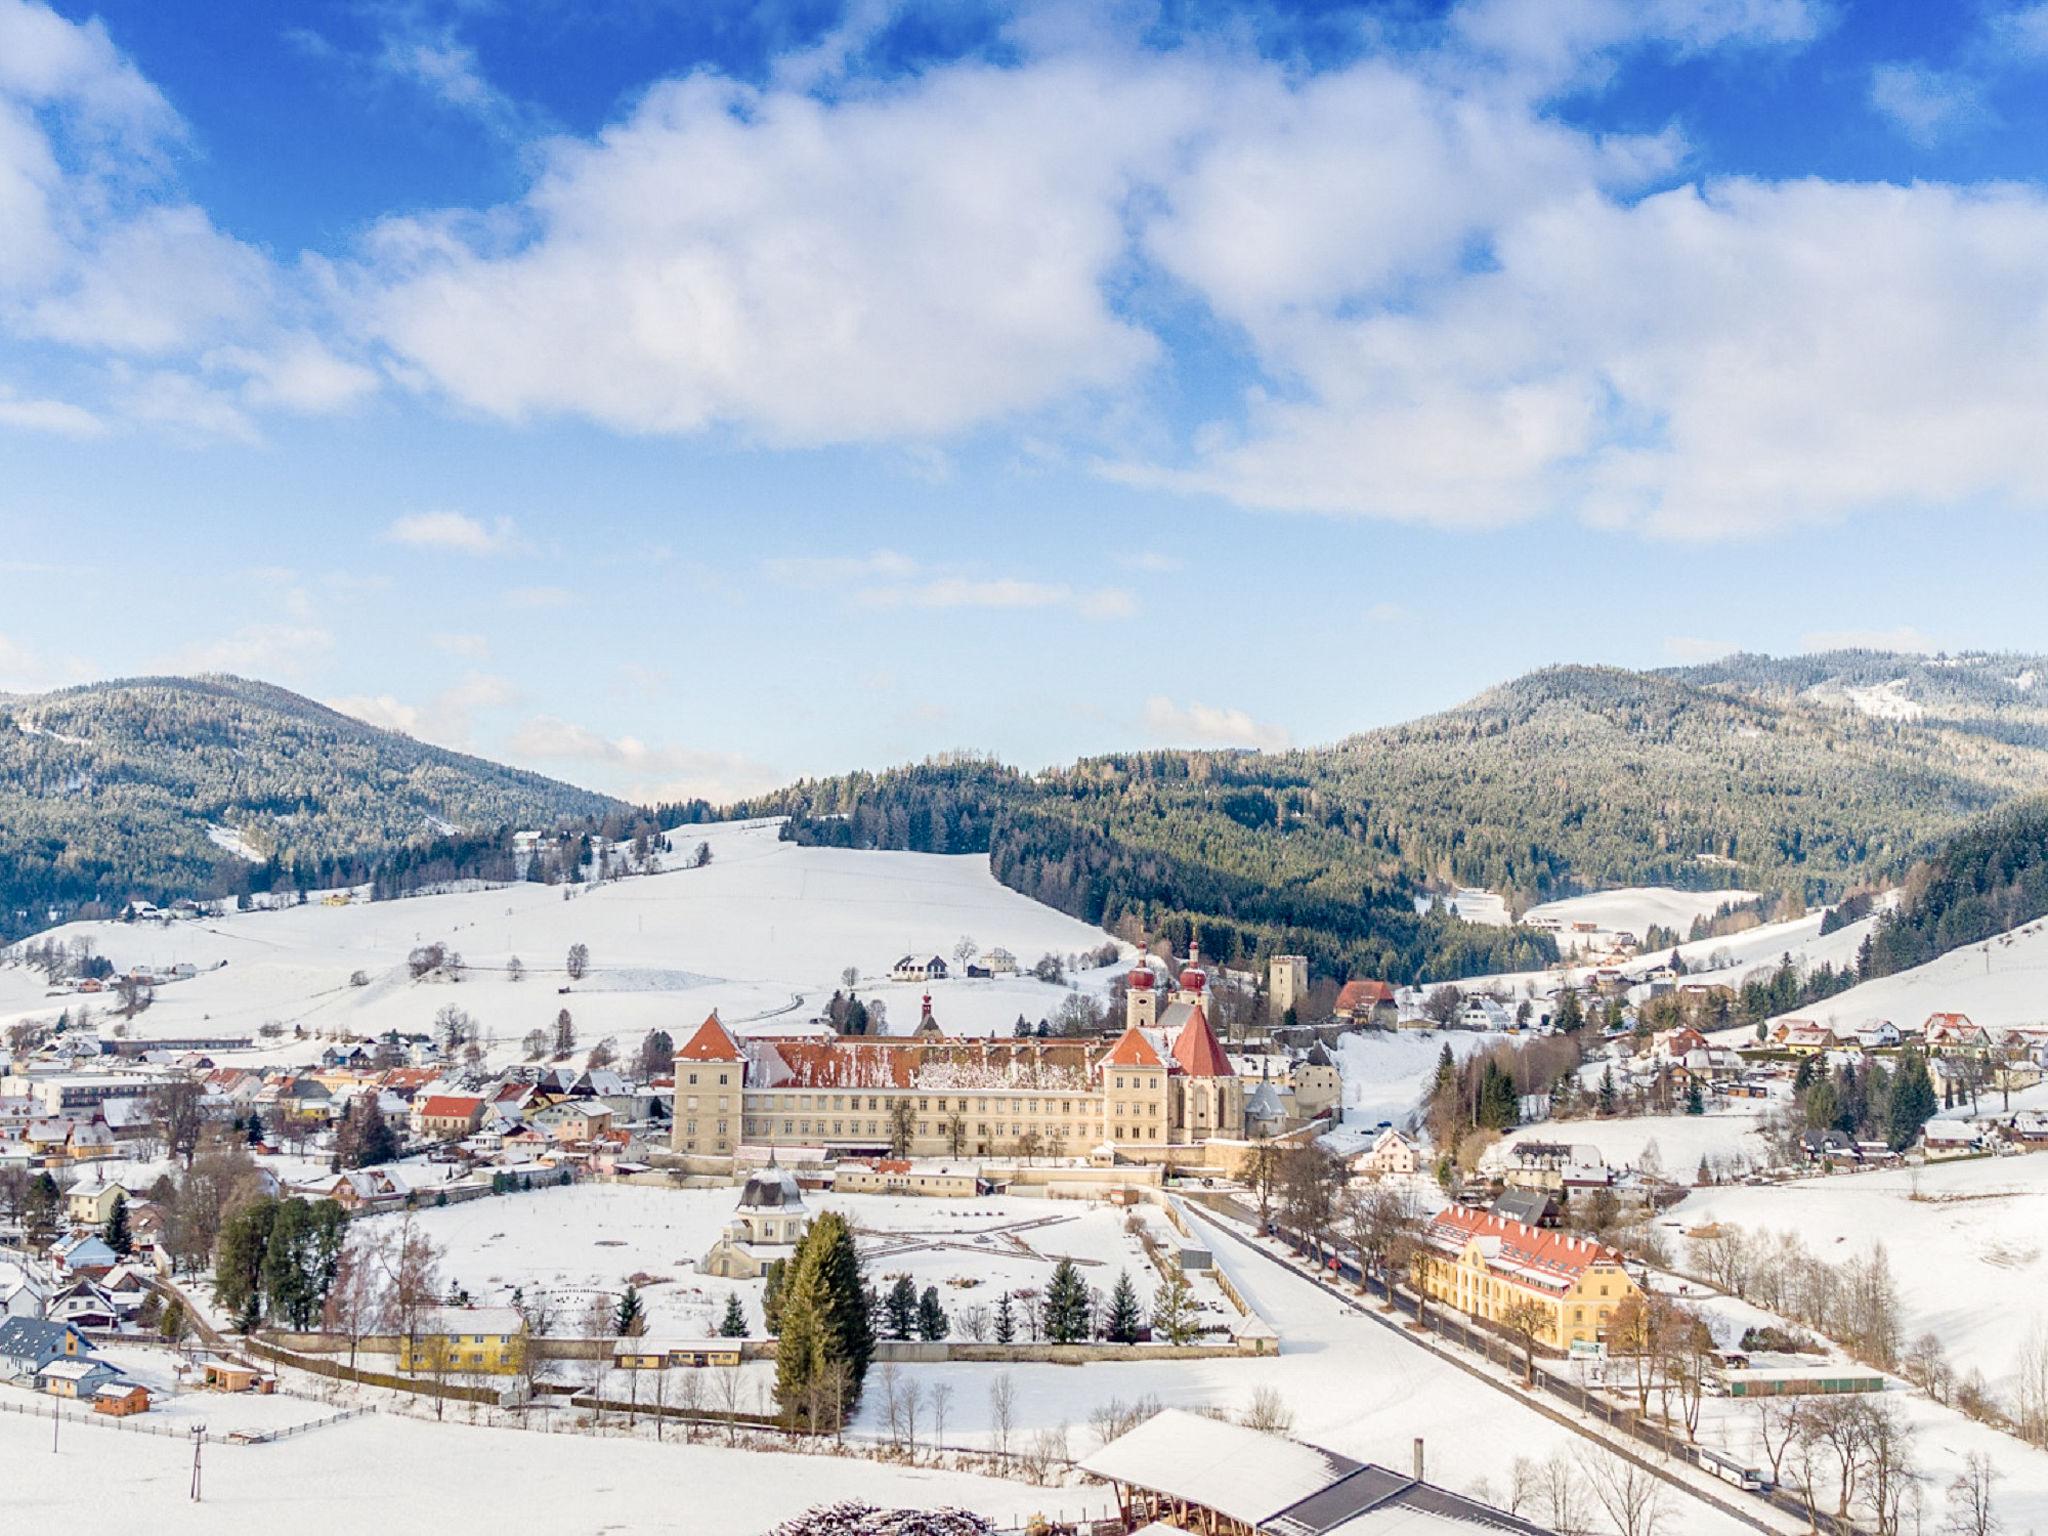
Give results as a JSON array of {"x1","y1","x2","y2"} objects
[
  {"x1": 737, "y1": 652, "x2": 2048, "y2": 984},
  {"x1": 0, "y1": 675, "x2": 625, "y2": 933},
  {"x1": 1859, "y1": 794, "x2": 2048, "y2": 980}
]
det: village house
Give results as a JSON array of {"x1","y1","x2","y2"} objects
[
  {"x1": 1772, "y1": 1020, "x2": 1841, "y2": 1056},
  {"x1": 412, "y1": 1093, "x2": 487, "y2": 1141},
  {"x1": 399, "y1": 1307, "x2": 527, "y2": 1375},
  {"x1": 1354, "y1": 1126, "x2": 1421, "y2": 1179},
  {"x1": 889, "y1": 954, "x2": 949, "y2": 983},
  {"x1": 65, "y1": 1179, "x2": 126, "y2": 1228},
  {"x1": 1924, "y1": 1013, "x2": 1988, "y2": 1055},
  {"x1": 0, "y1": 1318, "x2": 95, "y2": 1383},
  {"x1": 1417, "y1": 1206, "x2": 1641, "y2": 1348},
  {"x1": 1333, "y1": 978, "x2": 1398, "y2": 1027}
]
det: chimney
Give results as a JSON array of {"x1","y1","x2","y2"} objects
[{"x1": 1413, "y1": 1438, "x2": 1425, "y2": 1483}]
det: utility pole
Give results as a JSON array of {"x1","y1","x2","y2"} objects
[
  {"x1": 51, "y1": 1398, "x2": 59, "y2": 1453},
  {"x1": 190, "y1": 1424, "x2": 206, "y2": 1501}
]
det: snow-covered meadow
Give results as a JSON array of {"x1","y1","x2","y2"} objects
[
  {"x1": 0, "y1": 819, "x2": 1126, "y2": 1068},
  {"x1": 391, "y1": 1184, "x2": 1209, "y2": 1341}
]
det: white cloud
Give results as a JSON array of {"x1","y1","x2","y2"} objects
[
  {"x1": 331, "y1": 672, "x2": 518, "y2": 747},
  {"x1": 1868, "y1": 63, "x2": 1990, "y2": 147},
  {"x1": 762, "y1": 549, "x2": 919, "y2": 588},
  {"x1": 162, "y1": 622, "x2": 333, "y2": 678},
  {"x1": 385, "y1": 511, "x2": 523, "y2": 555},
  {"x1": 858, "y1": 576, "x2": 1133, "y2": 618},
  {"x1": 1799, "y1": 625, "x2": 1939, "y2": 654},
  {"x1": 1134, "y1": 177, "x2": 2048, "y2": 538},
  {"x1": 1663, "y1": 635, "x2": 1738, "y2": 662},
  {"x1": 1989, "y1": 3, "x2": 2048, "y2": 59},
  {"x1": 1142, "y1": 695, "x2": 1290, "y2": 751},
  {"x1": 116, "y1": 368, "x2": 258, "y2": 442},
  {"x1": 0, "y1": 389, "x2": 103, "y2": 437},
  {"x1": 507, "y1": 714, "x2": 782, "y2": 802},
  {"x1": 503, "y1": 584, "x2": 575, "y2": 610},
  {"x1": 1453, "y1": 0, "x2": 1826, "y2": 82},
  {"x1": 0, "y1": 629, "x2": 94, "y2": 691},
  {"x1": 359, "y1": 55, "x2": 1188, "y2": 442}
]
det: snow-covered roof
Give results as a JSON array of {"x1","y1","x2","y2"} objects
[{"x1": 1079, "y1": 1409, "x2": 1359, "y2": 1527}]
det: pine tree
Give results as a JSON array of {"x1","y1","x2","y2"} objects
[
  {"x1": 1888, "y1": 1048, "x2": 1938, "y2": 1151},
  {"x1": 1042, "y1": 1258, "x2": 1090, "y2": 1344},
  {"x1": 885, "y1": 1274, "x2": 918, "y2": 1340},
  {"x1": 916, "y1": 1285, "x2": 950, "y2": 1341},
  {"x1": 720, "y1": 1292, "x2": 747, "y2": 1338},
  {"x1": 1104, "y1": 1269, "x2": 1143, "y2": 1343},
  {"x1": 615, "y1": 1284, "x2": 646, "y2": 1337},
  {"x1": 762, "y1": 1258, "x2": 789, "y2": 1335},
  {"x1": 1684, "y1": 1080, "x2": 1705, "y2": 1116},
  {"x1": 1151, "y1": 1265, "x2": 1198, "y2": 1345},
  {"x1": 1432, "y1": 1043, "x2": 1456, "y2": 1095},
  {"x1": 1553, "y1": 987, "x2": 1584, "y2": 1033},
  {"x1": 994, "y1": 1290, "x2": 1016, "y2": 1344},
  {"x1": 1597, "y1": 1066, "x2": 1617, "y2": 1116},
  {"x1": 22, "y1": 1172, "x2": 58, "y2": 1249},
  {"x1": 773, "y1": 1211, "x2": 873, "y2": 1423},
  {"x1": 103, "y1": 1190, "x2": 131, "y2": 1257}
]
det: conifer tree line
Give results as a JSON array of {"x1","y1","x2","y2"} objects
[{"x1": 733, "y1": 660, "x2": 2048, "y2": 984}]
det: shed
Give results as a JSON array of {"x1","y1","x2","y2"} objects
[{"x1": 94, "y1": 1381, "x2": 152, "y2": 1416}]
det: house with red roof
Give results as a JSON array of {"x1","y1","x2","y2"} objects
[
  {"x1": 412, "y1": 1093, "x2": 486, "y2": 1142},
  {"x1": 1420, "y1": 1205, "x2": 1641, "y2": 1348}
]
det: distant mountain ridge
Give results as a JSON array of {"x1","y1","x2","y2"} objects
[
  {"x1": 11, "y1": 652, "x2": 2048, "y2": 982},
  {"x1": 0, "y1": 674, "x2": 625, "y2": 934},
  {"x1": 738, "y1": 650, "x2": 2048, "y2": 984}
]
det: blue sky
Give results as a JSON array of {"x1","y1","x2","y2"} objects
[{"x1": 4, "y1": 0, "x2": 2048, "y2": 803}]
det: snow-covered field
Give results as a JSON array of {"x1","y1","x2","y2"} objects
[
  {"x1": 1326, "y1": 1029, "x2": 1499, "y2": 1142},
  {"x1": 397, "y1": 1184, "x2": 1198, "y2": 1339},
  {"x1": 1526, "y1": 887, "x2": 1758, "y2": 943},
  {"x1": 1490, "y1": 1110, "x2": 1772, "y2": 1179},
  {"x1": 1678, "y1": 1152, "x2": 2048, "y2": 1396},
  {"x1": 0, "y1": 1401, "x2": 1092, "y2": 1535},
  {"x1": 1747, "y1": 913, "x2": 2048, "y2": 1033},
  {"x1": 0, "y1": 819, "x2": 1124, "y2": 1067}
]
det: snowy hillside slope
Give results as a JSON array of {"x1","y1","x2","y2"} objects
[
  {"x1": 0, "y1": 819, "x2": 1123, "y2": 1063},
  {"x1": 1524, "y1": 886, "x2": 1757, "y2": 941},
  {"x1": 1756, "y1": 911, "x2": 2048, "y2": 1033},
  {"x1": 1680, "y1": 1154, "x2": 2048, "y2": 1396}
]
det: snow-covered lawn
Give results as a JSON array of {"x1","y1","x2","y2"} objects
[
  {"x1": 1676, "y1": 1152, "x2": 2048, "y2": 1397},
  {"x1": 396, "y1": 1185, "x2": 1194, "y2": 1339},
  {"x1": 0, "y1": 1400, "x2": 1099, "y2": 1535},
  {"x1": 1491, "y1": 1110, "x2": 1771, "y2": 1179},
  {"x1": 1328, "y1": 1029, "x2": 1500, "y2": 1139},
  {"x1": 1753, "y1": 912, "x2": 2048, "y2": 1033},
  {"x1": 1526, "y1": 887, "x2": 1758, "y2": 943},
  {"x1": 0, "y1": 818, "x2": 1124, "y2": 1070}
]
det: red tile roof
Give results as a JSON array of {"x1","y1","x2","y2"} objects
[
  {"x1": 1336, "y1": 979, "x2": 1395, "y2": 1011},
  {"x1": 417, "y1": 1095, "x2": 484, "y2": 1120},
  {"x1": 1170, "y1": 1005, "x2": 1233, "y2": 1078},
  {"x1": 1427, "y1": 1205, "x2": 1625, "y2": 1284},
  {"x1": 1102, "y1": 1027, "x2": 1164, "y2": 1070},
  {"x1": 676, "y1": 1012, "x2": 744, "y2": 1063}
]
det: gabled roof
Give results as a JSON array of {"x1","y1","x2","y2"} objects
[
  {"x1": 1427, "y1": 1206, "x2": 1625, "y2": 1286},
  {"x1": 1079, "y1": 1409, "x2": 1359, "y2": 1528},
  {"x1": 1102, "y1": 1027, "x2": 1164, "y2": 1071},
  {"x1": 417, "y1": 1094, "x2": 485, "y2": 1119},
  {"x1": 1170, "y1": 1006, "x2": 1233, "y2": 1078},
  {"x1": 676, "y1": 1013, "x2": 744, "y2": 1064},
  {"x1": 1336, "y1": 979, "x2": 1395, "y2": 1011}
]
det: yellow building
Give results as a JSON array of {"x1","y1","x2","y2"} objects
[
  {"x1": 399, "y1": 1307, "x2": 527, "y2": 1375},
  {"x1": 1416, "y1": 1207, "x2": 1639, "y2": 1349}
]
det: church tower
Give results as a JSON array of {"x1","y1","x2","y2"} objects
[{"x1": 1127, "y1": 953, "x2": 1159, "y2": 1031}]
